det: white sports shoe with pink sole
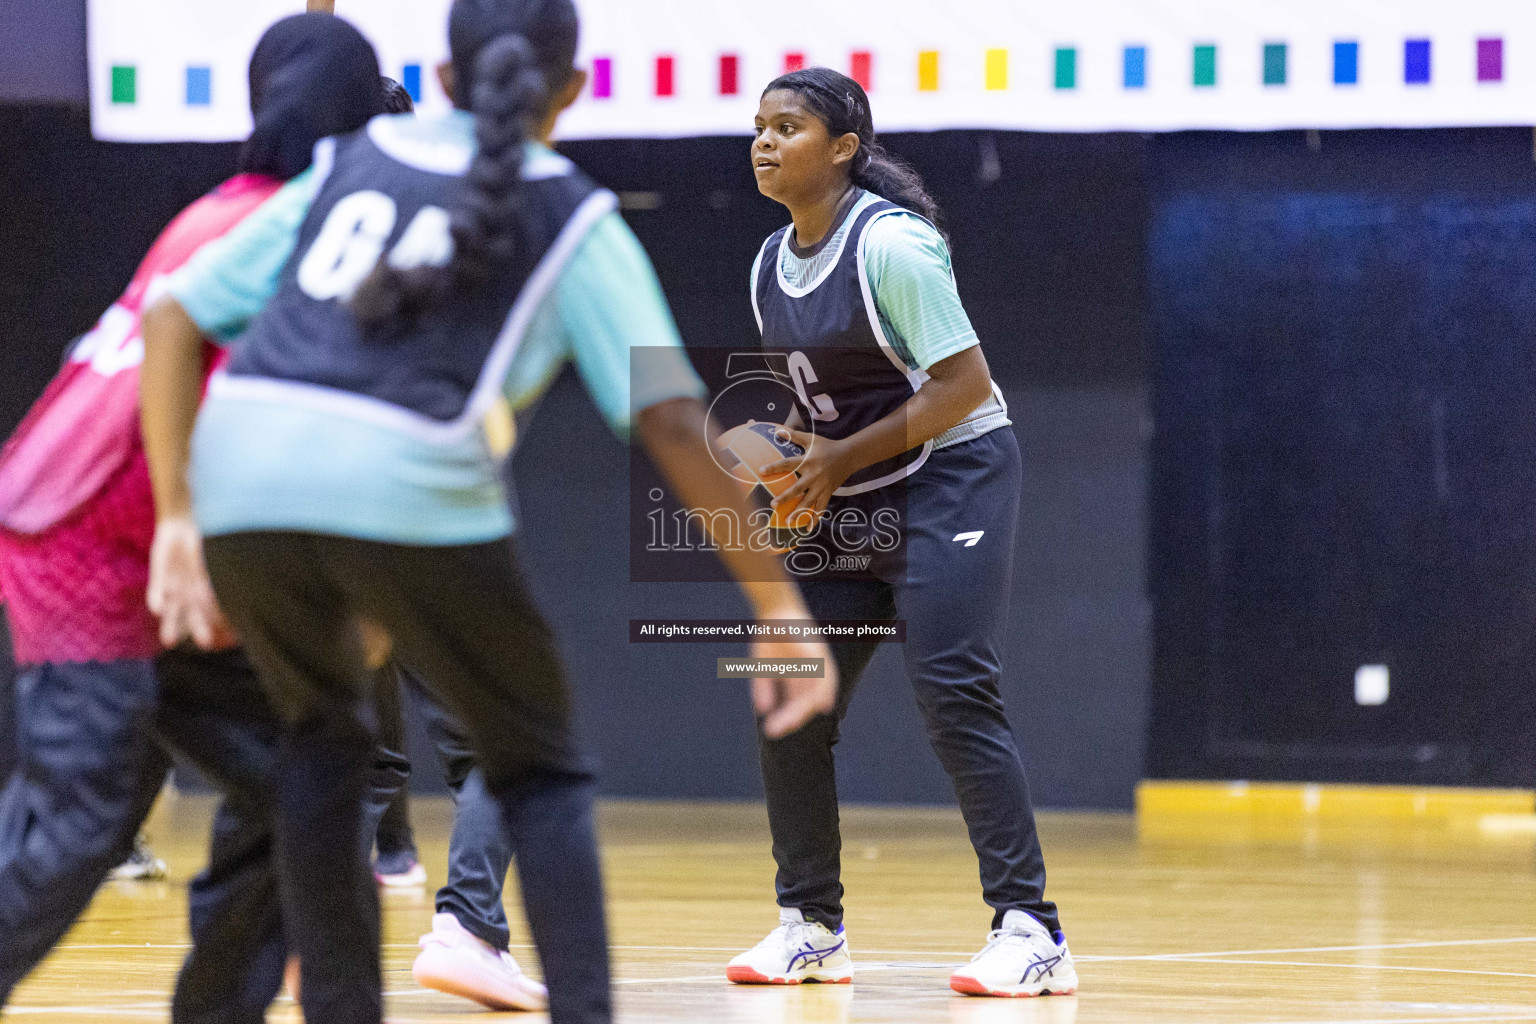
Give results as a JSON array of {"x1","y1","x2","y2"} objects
[
  {"x1": 727, "y1": 908, "x2": 853, "y2": 985},
  {"x1": 411, "y1": 913, "x2": 548, "y2": 1011},
  {"x1": 949, "y1": 910, "x2": 1078, "y2": 997}
]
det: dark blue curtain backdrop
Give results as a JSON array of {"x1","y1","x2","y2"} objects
[{"x1": 1147, "y1": 128, "x2": 1536, "y2": 787}]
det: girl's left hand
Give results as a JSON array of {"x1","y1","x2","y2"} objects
[
  {"x1": 147, "y1": 516, "x2": 236, "y2": 651},
  {"x1": 758, "y1": 428, "x2": 856, "y2": 519}
]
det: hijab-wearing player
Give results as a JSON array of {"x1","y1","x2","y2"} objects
[
  {"x1": 139, "y1": 1, "x2": 835, "y2": 1021},
  {"x1": 725, "y1": 67, "x2": 1078, "y2": 998},
  {"x1": 0, "y1": 16, "x2": 386, "y2": 1021}
]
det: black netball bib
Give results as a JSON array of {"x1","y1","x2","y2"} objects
[
  {"x1": 752, "y1": 197, "x2": 931, "y2": 493},
  {"x1": 224, "y1": 115, "x2": 614, "y2": 435}
]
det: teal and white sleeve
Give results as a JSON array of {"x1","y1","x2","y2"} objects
[
  {"x1": 863, "y1": 213, "x2": 981, "y2": 370},
  {"x1": 551, "y1": 210, "x2": 706, "y2": 437},
  {"x1": 167, "y1": 168, "x2": 322, "y2": 342}
]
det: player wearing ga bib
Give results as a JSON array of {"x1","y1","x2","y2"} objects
[
  {"x1": 143, "y1": 5, "x2": 833, "y2": 1019},
  {"x1": 161, "y1": 112, "x2": 682, "y2": 1024},
  {"x1": 174, "y1": 114, "x2": 704, "y2": 546},
  {"x1": 727, "y1": 68, "x2": 1076, "y2": 1000}
]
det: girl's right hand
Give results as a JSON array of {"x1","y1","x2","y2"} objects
[
  {"x1": 750, "y1": 635, "x2": 839, "y2": 739},
  {"x1": 147, "y1": 515, "x2": 235, "y2": 650}
]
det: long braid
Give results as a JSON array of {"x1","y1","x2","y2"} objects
[
  {"x1": 353, "y1": 0, "x2": 577, "y2": 333},
  {"x1": 450, "y1": 35, "x2": 548, "y2": 285},
  {"x1": 352, "y1": 35, "x2": 546, "y2": 330}
]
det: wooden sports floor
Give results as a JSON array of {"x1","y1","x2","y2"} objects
[{"x1": 8, "y1": 793, "x2": 1536, "y2": 1023}]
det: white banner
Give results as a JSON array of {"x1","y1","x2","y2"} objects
[{"x1": 88, "y1": 0, "x2": 1536, "y2": 142}]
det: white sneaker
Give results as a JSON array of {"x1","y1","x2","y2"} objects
[
  {"x1": 374, "y1": 858, "x2": 428, "y2": 889},
  {"x1": 727, "y1": 908, "x2": 854, "y2": 985},
  {"x1": 411, "y1": 913, "x2": 548, "y2": 1011},
  {"x1": 949, "y1": 910, "x2": 1078, "y2": 997},
  {"x1": 109, "y1": 838, "x2": 167, "y2": 881}
]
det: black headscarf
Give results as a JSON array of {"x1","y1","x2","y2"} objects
[{"x1": 240, "y1": 13, "x2": 386, "y2": 181}]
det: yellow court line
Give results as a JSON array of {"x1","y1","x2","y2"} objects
[{"x1": 1138, "y1": 780, "x2": 1536, "y2": 819}]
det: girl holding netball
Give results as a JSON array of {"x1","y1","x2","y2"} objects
[
  {"x1": 139, "y1": 1, "x2": 835, "y2": 1020},
  {"x1": 725, "y1": 67, "x2": 1077, "y2": 998}
]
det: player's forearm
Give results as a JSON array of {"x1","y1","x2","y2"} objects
[
  {"x1": 835, "y1": 374, "x2": 989, "y2": 469},
  {"x1": 140, "y1": 297, "x2": 207, "y2": 522},
  {"x1": 637, "y1": 397, "x2": 810, "y2": 618},
  {"x1": 836, "y1": 364, "x2": 992, "y2": 472}
]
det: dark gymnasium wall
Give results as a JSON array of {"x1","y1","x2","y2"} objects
[
  {"x1": 0, "y1": 106, "x2": 1150, "y2": 808},
  {"x1": 7, "y1": 6, "x2": 1536, "y2": 801},
  {"x1": 1147, "y1": 128, "x2": 1536, "y2": 789}
]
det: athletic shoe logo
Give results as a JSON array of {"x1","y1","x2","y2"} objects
[
  {"x1": 1022, "y1": 952, "x2": 1063, "y2": 984},
  {"x1": 952, "y1": 531, "x2": 985, "y2": 547},
  {"x1": 788, "y1": 939, "x2": 845, "y2": 971}
]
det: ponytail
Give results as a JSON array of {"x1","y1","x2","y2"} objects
[
  {"x1": 352, "y1": 34, "x2": 547, "y2": 331},
  {"x1": 849, "y1": 138, "x2": 941, "y2": 228},
  {"x1": 762, "y1": 67, "x2": 943, "y2": 233}
]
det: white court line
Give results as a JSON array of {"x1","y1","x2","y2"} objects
[
  {"x1": 40, "y1": 937, "x2": 1536, "y2": 1014},
  {"x1": 12, "y1": 1003, "x2": 1536, "y2": 1024},
  {"x1": 60, "y1": 935, "x2": 1536, "y2": 962},
  {"x1": 385, "y1": 963, "x2": 916, "y2": 994},
  {"x1": 600, "y1": 935, "x2": 1536, "y2": 962},
  {"x1": 63, "y1": 935, "x2": 1536, "y2": 963},
  {"x1": 17, "y1": 986, "x2": 1536, "y2": 1020},
  {"x1": 409, "y1": 934, "x2": 1536, "y2": 960},
  {"x1": 614, "y1": 963, "x2": 914, "y2": 986},
  {"x1": 1082, "y1": 935, "x2": 1536, "y2": 963},
  {"x1": 381, "y1": 976, "x2": 742, "y2": 995},
  {"x1": 1152, "y1": 957, "x2": 1536, "y2": 981},
  {"x1": 595, "y1": 958, "x2": 1536, "y2": 987}
]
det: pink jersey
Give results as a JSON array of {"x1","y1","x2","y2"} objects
[{"x1": 0, "y1": 173, "x2": 282, "y2": 666}]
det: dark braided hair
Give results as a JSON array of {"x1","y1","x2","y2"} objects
[
  {"x1": 353, "y1": 0, "x2": 578, "y2": 331},
  {"x1": 762, "y1": 66, "x2": 942, "y2": 230},
  {"x1": 379, "y1": 76, "x2": 415, "y2": 114}
]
